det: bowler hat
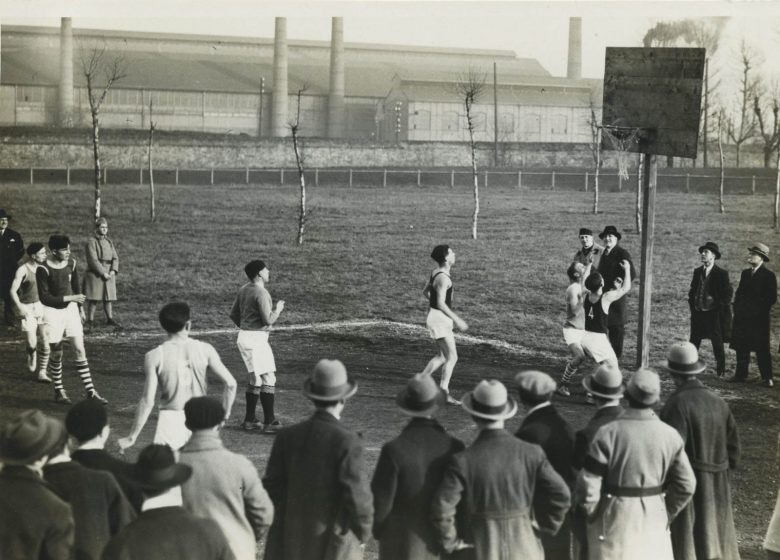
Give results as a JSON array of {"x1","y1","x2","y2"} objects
[
  {"x1": 748, "y1": 242, "x2": 771, "y2": 262},
  {"x1": 130, "y1": 444, "x2": 192, "y2": 490},
  {"x1": 396, "y1": 373, "x2": 446, "y2": 416},
  {"x1": 0, "y1": 410, "x2": 67, "y2": 465},
  {"x1": 0, "y1": 209, "x2": 11, "y2": 219},
  {"x1": 666, "y1": 341, "x2": 706, "y2": 375},
  {"x1": 582, "y1": 363, "x2": 625, "y2": 400},
  {"x1": 579, "y1": 228, "x2": 593, "y2": 236},
  {"x1": 461, "y1": 380, "x2": 518, "y2": 421},
  {"x1": 65, "y1": 399, "x2": 108, "y2": 442},
  {"x1": 303, "y1": 359, "x2": 358, "y2": 402},
  {"x1": 698, "y1": 241, "x2": 721, "y2": 260},
  {"x1": 184, "y1": 396, "x2": 226, "y2": 431},
  {"x1": 598, "y1": 225, "x2": 622, "y2": 240},
  {"x1": 626, "y1": 369, "x2": 661, "y2": 406},
  {"x1": 514, "y1": 370, "x2": 556, "y2": 401}
]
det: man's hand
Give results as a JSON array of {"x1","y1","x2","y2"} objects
[
  {"x1": 67, "y1": 294, "x2": 86, "y2": 304},
  {"x1": 118, "y1": 435, "x2": 136, "y2": 454},
  {"x1": 452, "y1": 539, "x2": 474, "y2": 552},
  {"x1": 276, "y1": 300, "x2": 285, "y2": 313},
  {"x1": 620, "y1": 259, "x2": 630, "y2": 271},
  {"x1": 455, "y1": 318, "x2": 469, "y2": 332}
]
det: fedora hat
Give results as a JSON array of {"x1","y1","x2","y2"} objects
[
  {"x1": 0, "y1": 410, "x2": 66, "y2": 465},
  {"x1": 698, "y1": 241, "x2": 721, "y2": 260},
  {"x1": 130, "y1": 444, "x2": 192, "y2": 490},
  {"x1": 626, "y1": 369, "x2": 661, "y2": 406},
  {"x1": 514, "y1": 370, "x2": 556, "y2": 401},
  {"x1": 303, "y1": 359, "x2": 358, "y2": 402},
  {"x1": 461, "y1": 380, "x2": 518, "y2": 421},
  {"x1": 0, "y1": 209, "x2": 11, "y2": 220},
  {"x1": 396, "y1": 373, "x2": 446, "y2": 416},
  {"x1": 666, "y1": 341, "x2": 705, "y2": 376},
  {"x1": 582, "y1": 363, "x2": 625, "y2": 400},
  {"x1": 598, "y1": 225, "x2": 622, "y2": 240},
  {"x1": 748, "y1": 242, "x2": 770, "y2": 262}
]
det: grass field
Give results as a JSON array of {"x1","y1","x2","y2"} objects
[{"x1": 1, "y1": 181, "x2": 779, "y2": 558}]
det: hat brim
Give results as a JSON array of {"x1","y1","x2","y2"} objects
[
  {"x1": 0, "y1": 417, "x2": 66, "y2": 465},
  {"x1": 626, "y1": 385, "x2": 659, "y2": 406},
  {"x1": 303, "y1": 378, "x2": 358, "y2": 402},
  {"x1": 666, "y1": 360, "x2": 706, "y2": 376},
  {"x1": 461, "y1": 393, "x2": 518, "y2": 420},
  {"x1": 581, "y1": 375, "x2": 625, "y2": 400},
  {"x1": 698, "y1": 245, "x2": 721, "y2": 259},
  {"x1": 748, "y1": 247, "x2": 770, "y2": 262},
  {"x1": 131, "y1": 463, "x2": 193, "y2": 490},
  {"x1": 598, "y1": 230, "x2": 622, "y2": 240},
  {"x1": 395, "y1": 387, "x2": 446, "y2": 417}
]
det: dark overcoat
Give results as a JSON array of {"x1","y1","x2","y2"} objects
[
  {"x1": 688, "y1": 264, "x2": 733, "y2": 341},
  {"x1": 0, "y1": 465, "x2": 74, "y2": 560},
  {"x1": 0, "y1": 227, "x2": 24, "y2": 290},
  {"x1": 660, "y1": 378, "x2": 741, "y2": 560},
  {"x1": 515, "y1": 405, "x2": 576, "y2": 560},
  {"x1": 731, "y1": 265, "x2": 777, "y2": 352},
  {"x1": 44, "y1": 461, "x2": 136, "y2": 560},
  {"x1": 71, "y1": 448, "x2": 144, "y2": 513},
  {"x1": 371, "y1": 417, "x2": 465, "y2": 560},
  {"x1": 596, "y1": 244, "x2": 636, "y2": 326},
  {"x1": 573, "y1": 243, "x2": 604, "y2": 271},
  {"x1": 263, "y1": 410, "x2": 373, "y2": 560},
  {"x1": 431, "y1": 428, "x2": 571, "y2": 560}
]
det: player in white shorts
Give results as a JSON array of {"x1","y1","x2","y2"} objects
[
  {"x1": 119, "y1": 301, "x2": 237, "y2": 453},
  {"x1": 421, "y1": 244, "x2": 468, "y2": 405},
  {"x1": 10, "y1": 242, "x2": 51, "y2": 382},
  {"x1": 230, "y1": 259, "x2": 285, "y2": 433},
  {"x1": 558, "y1": 261, "x2": 590, "y2": 396}
]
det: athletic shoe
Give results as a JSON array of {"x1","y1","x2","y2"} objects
[
  {"x1": 37, "y1": 371, "x2": 52, "y2": 383},
  {"x1": 555, "y1": 385, "x2": 571, "y2": 397},
  {"x1": 87, "y1": 390, "x2": 109, "y2": 405},
  {"x1": 54, "y1": 390, "x2": 72, "y2": 405},
  {"x1": 263, "y1": 420, "x2": 282, "y2": 434},
  {"x1": 27, "y1": 351, "x2": 37, "y2": 373},
  {"x1": 241, "y1": 420, "x2": 264, "y2": 431},
  {"x1": 764, "y1": 379, "x2": 775, "y2": 388},
  {"x1": 445, "y1": 394, "x2": 462, "y2": 406}
]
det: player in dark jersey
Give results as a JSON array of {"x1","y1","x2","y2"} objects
[
  {"x1": 421, "y1": 245, "x2": 468, "y2": 405},
  {"x1": 581, "y1": 260, "x2": 631, "y2": 370}
]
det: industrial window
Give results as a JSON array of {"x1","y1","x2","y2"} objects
[
  {"x1": 412, "y1": 109, "x2": 430, "y2": 131},
  {"x1": 443, "y1": 111, "x2": 459, "y2": 131},
  {"x1": 522, "y1": 114, "x2": 541, "y2": 134},
  {"x1": 551, "y1": 115, "x2": 568, "y2": 135},
  {"x1": 16, "y1": 86, "x2": 46, "y2": 103}
]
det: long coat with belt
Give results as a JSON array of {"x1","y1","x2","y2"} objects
[
  {"x1": 263, "y1": 410, "x2": 373, "y2": 560},
  {"x1": 370, "y1": 417, "x2": 465, "y2": 560},
  {"x1": 731, "y1": 264, "x2": 777, "y2": 352},
  {"x1": 660, "y1": 378, "x2": 741, "y2": 560},
  {"x1": 596, "y1": 244, "x2": 636, "y2": 326},
  {"x1": 688, "y1": 264, "x2": 733, "y2": 341},
  {"x1": 515, "y1": 404, "x2": 576, "y2": 560},
  {"x1": 576, "y1": 408, "x2": 696, "y2": 560},
  {"x1": 84, "y1": 234, "x2": 119, "y2": 301},
  {"x1": 431, "y1": 428, "x2": 571, "y2": 560}
]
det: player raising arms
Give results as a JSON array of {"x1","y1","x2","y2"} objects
[
  {"x1": 557, "y1": 261, "x2": 590, "y2": 397},
  {"x1": 421, "y1": 244, "x2": 468, "y2": 405}
]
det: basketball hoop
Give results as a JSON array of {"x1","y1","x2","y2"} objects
[{"x1": 600, "y1": 124, "x2": 645, "y2": 181}]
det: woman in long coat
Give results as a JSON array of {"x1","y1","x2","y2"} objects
[{"x1": 84, "y1": 217, "x2": 119, "y2": 327}]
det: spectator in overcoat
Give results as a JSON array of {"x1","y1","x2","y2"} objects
[
  {"x1": 765, "y1": 433, "x2": 780, "y2": 560},
  {"x1": 431, "y1": 379, "x2": 571, "y2": 560},
  {"x1": 729, "y1": 242, "x2": 777, "y2": 387},
  {"x1": 0, "y1": 409, "x2": 74, "y2": 560},
  {"x1": 180, "y1": 396, "x2": 274, "y2": 560},
  {"x1": 263, "y1": 359, "x2": 373, "y2": 560},
  {"x1": 0, "y1": 208, "x2": 24, "y2": 325},
  {"x1": 515, "y1": 370, "x2": 576, "y2": 560},
  {"x1": 101, "y1": 444, "x2": 235, "y2": 560},
  {"x1": 596, "y1": 225, "x2": 636, "y2": 359},
  {"x1": 688, "y1": 241, "x2": 733, "y2": 377},
  {"x1": 572, "y1": 227, "x2": 604, "y2": 270},
  {"x1": 371, "y1": 373, "x2": 465, "y2": 560},
  {"x1": 576, "y1": 369, "x2": 696, "y2": 560},
  {"x1": 84, "y1": 217, "x2": 120, "y2": 328},
  {"x1": 660, "y1": 342, "x2": 740, "y2": 560}
]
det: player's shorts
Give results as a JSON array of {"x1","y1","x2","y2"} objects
[
  {"x1": 563, "y1": 327, "x2": 584, "y2": 346},
  {"x1": 426, "y1": 308, "x2": 454, "y2": 340},
  {"x1": 43, "y1": 302, "x2": 83, "y2": 343},
  {"x1": 581, "y1": 331, "x2": 618, "y2": 364},
  {"x1": 237, "y1": 330, "x2": 276, "y2": 384},
  {"x1": 154, "y1": 409, "x2": 191, "y2": 451},
  {"x1": 19, "y1": 301, "x2": 44, "y2": 334}
]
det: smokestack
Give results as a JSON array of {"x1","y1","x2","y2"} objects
[
  {"x1": 327, "y1": 17, "x2": 345, "y2": 138},
  {"x1": 567, "y1": 17, "x2": 582, "y2": 80},
  {"x1": 271, "y1": 17, "x2": 289, "y2": 137},
  {"x1": 59, "y1": 17, "x2": 74, "y2": 126}
]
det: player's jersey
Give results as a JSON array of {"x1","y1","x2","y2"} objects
[
  {"x1": 584, "y1": 294, "x2": 608, "y2": 334},
  {"x1": 429, "y1": 271, "x2": 453, "y2": 310},
  {"x1": 17, "y1": 264, "x2": 40, "y2": 304}
]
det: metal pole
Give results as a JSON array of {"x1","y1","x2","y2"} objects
[
  {"x1": 175, "y1": 167, "x2": 179, "y2": 185},
  {"x1": 280, "y1": 168, "x2": 284, "y2": 185},
  {"x1": 551, "y1": 171, "x2": 555, "y2": 190},
  {"x1": 417, "y1": 170, "x2": 421, "y2": 187},
  {"x1": 493, "y1": 61, "x2": 499, "y2": 167},
  {"x1": 104, "y1": 167, "x2": 108, "y2": 185},
  {"x1": 518, "y1": 170, "x2": 522, "y2": 190},
  {"x1": 30, "y1": 168, "x2": 33, "y2": 185},
  {"x1": 484, "y1": 170, "x2": 488, "y2": 188},
  {"x1": 140, "y1": 167, "x2": 143, "y2": 184},
  {"x1": 451, "y1": 169, "x2": 455, "y2": 188},
  {"x1": 686, "y1": 173, "x2": 690, "y2": 193},
  {"x1": 636, "y1": 153, "x2": 658, "y2": 369},
  {"x1": 383, "y1": 169, "x2": 387, "y2": 188},
  {"x1": 66, "y1": 166, "x2": 70, "y2": 186},
  {"x1": 349, "y1": 168, "x2": 353, "y2": 188},
  {"x1": 246, "y1": 167, "x2": 249, "y2": 184},
  {"x1": 752, "y1": 176, "x2": 756, "y2": 195},
  {"x1": 315, "y1": 168, "x2": 319, "y2": 187},
  {"x1": 585, "y1": 171, "x2": 589, "y2": 192},
  {"x1": 211, "y1": 167, "x2": 214, "y2": 185}
]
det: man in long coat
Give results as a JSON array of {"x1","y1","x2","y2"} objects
[
  {"x1": 730, "y1": 242, "x2": 777, "y2": 387},
  {"x1": 514, "y1": 370, "x2": 576, "y2": 560},
  {"x1": 371, "y1": 373, "x2": 465, "y2": 560},
  {"x1": 576, "y1": 369, "x2": 696, "y2": 560},
  {"x1": 0, "y1": 208, "x2": 24, "y2": 325},
  {"x1": 596, "y1": 225, "x2": 636, "y2": 359},
  {"x1": 660, "y1": 342, "x2": 740, "y2": 560},
  {"x1": 432, "y1": 379, "x2": 571, "y2": 560},
  {"x1": 688, "y1": 241, "x2": 732, "y2": 377},
  {"x1": 263, "y1": 359, "x2": 373, "y2": 560}
]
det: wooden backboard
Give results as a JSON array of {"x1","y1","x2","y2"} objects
[{"x1": 601, "y1": 47, "x2": 706, "y2": 159}]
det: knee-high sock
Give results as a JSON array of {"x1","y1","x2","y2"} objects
[
  {"x1": 245, "y1": 384, "x2": 261, "y2": 422},
  {"x1": 75, "y1": 360, "x2": 95, "y2": 393},
  {"x1": 38, "y1": 344, "x2": 51, "y2": 375},
  {"x1": 49, "y1": 353, "x2": 64, "y2": 391},
  {"x1": 561, "y1": 361, "x2": 578, "y2": 385},
  {"x1": 260, "y1": 385, "x2": 276, "y2": 424}
]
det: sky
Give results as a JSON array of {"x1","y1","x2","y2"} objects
[{"x1": 2, "y1": 1, "x2": 780, "y2": 83}]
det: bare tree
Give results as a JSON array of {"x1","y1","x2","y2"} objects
[
  {"x1": 636, "y1": 153, "x2": 643, "y2": 235},
  {"x1": 148, "y1": 98, "x2": 157, "y2": 221},
  {"x1": 775, "y1": 147, "x2": 780, "y2": 229},
  {"x1": 726, "y1": 42, "x2": 759, "y2": 168},
  {"x1": 453, "y1": 69, "x2": 486, "y2": 240},
  {"x1": 587, "y1": 98, "x2": 601, "y2": 214},
  {"x1": 81, "y1": 46, "x2": 126, "y2": 222},
  {"x1": 753, "y1": 83, "x2": 780, "y2": 168},
  {"x1": 290, "y1": 85, "x2": 309, "y2": 245},
  {"x1": 717, "y1": 108, "x2": 726, "y2": 213}
]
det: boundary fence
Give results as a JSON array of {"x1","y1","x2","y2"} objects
[{"x1": 1, "y1": 166, "x2": 777, "y2": 194}]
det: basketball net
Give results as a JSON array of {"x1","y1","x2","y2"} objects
[{"x1": 600, "y1": 125, "x2": 642, "y2": 181}]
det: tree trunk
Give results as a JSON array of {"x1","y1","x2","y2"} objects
[
  {"x1": 91, "y1": 110, "x2": 102, "y2": 222},
  {"x1": 293, "y1": 127, "x2": 306, "y2": 245},
  {"x1": 636, "y1": 153, "x2": 643, "y2": 235},
  {"x1": 735, "y1": 143, "x2": 741, "y2": 168},
  {"x1": 466, "y1": 100, "x2": 479, "y2": 240},
  {"x1": 718, "y1": 115, "x2": 726, "y2": 214},
  {"x1": 774, "y1": 148, "x2": 780, "y2": 229},
  {"x1": 592, "y1": 128, "x2": 600, "y2": 214},
  {"x1": 765, "y1": 147, "x2": 773, "y2": 169},
  {"x1": 148, "y1": 102, "x2": 155, "y2": 222}
]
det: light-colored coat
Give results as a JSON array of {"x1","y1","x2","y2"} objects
[
  {"x1": 180, "y1": 430, "x2": 274, "y2": 560},
  {"x1": 577, "y1": 407, "x2": 696, "y2": 560},
  {"x1": 431, "y1": 428, "x2": 571, "y2": 560},
  {"x1": 766, "y1": 434, "x2": 780, "y2": 554},
  {"x1": 84, "y1": 234, "x2": 118, "y2": 301}
]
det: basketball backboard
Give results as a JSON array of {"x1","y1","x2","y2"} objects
[{"x1": 601, "y1": 47, "x2": 706, "y2": 159}]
